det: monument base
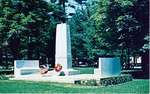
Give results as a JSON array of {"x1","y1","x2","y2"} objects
[
  {"x1": 94, "y1": 68, "x2": 121, "y2": 77},
  {"x1": 60, "y1": 69, "x2": 80, "y2": 76},
  {"x1": 44, "y1": 69, "x2": 80, "y2": 76},
  {"x1": 94, "y1": 68, "x2": 101, "y2": 76}
]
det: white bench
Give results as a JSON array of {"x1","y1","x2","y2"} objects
[{"x1": 14, "y1": 60, "x2": 40, "y2": 78}]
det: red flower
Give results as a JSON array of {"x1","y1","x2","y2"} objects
[{"x1": 54, "y1": 64, "x2": 62, "y2": 72}]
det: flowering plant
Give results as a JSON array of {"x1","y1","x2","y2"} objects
[{"x1": 54, "y1": 64, "x2": 62, "y2": 72}]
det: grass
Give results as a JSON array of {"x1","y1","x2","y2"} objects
[
  {"x1": 73, "y1": 67, "x2": 94, "y2": 74},
  {"x1": 0, "y1": 79, "x2": 149, "y2": 93},
  {"x1": 0, "y1": 67, "x2": 149, "y2": 93}
]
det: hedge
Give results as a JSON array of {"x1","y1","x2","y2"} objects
[
  {"x1": 0, "y1": 75, "x2": 9, "y2": 80},
  {"x1": 74, "y1": 75, "x2": 133, "y2": 86}
]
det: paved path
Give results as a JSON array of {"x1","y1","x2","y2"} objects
[{"x1": 10, "y1": 74, "x2": 104, "y2": 83}]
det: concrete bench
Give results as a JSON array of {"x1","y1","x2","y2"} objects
[{"x1": 14, "y1": 60, "x2": 40, "y2": 78}]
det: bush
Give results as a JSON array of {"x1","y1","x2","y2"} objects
[
  {"x1": 75, "y1": 75, "x2": 133, "y2": 86},
  {"x1": 99, "y1": 75, "x2": 132, "y2": 86},
  {"x1": 0, "y1": 75, "x2": 9, "y2": 80},
  {"x1": 75, "y1": 80, "x2": 100, "y2": 86},
  {"x1": 0, "y1": 70, "x2": 13, "y2": 75},
  {"x1": 59, "y1": 71, "x2": 65, "y2": 76}
]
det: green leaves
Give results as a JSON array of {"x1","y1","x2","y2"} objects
[
  {"x1": 70, "y1": 0, "x2": 148, "y2": 65},
  {"x1": 0, "y1": 0, "x2": 60, "y2": 61},
  {"x1": 116, "y1": 15, "x2": 139, "y2": 33},
  {"x1": 141, "y1": 35, "x2": 150, "y2": 52},
  {"x1": 115, "y1": 0, "x2": 134, "y2": 7}
]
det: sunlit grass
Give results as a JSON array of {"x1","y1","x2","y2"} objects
[
  {"x1": 0, "y1": 79, "x2": 149, "y2": 93},
  {"x1": 0, "y1": 68, "x2": 149, "y2": 93},
  {"x1": 73, "y1": 67, "x2": 94, "y2": 74}
]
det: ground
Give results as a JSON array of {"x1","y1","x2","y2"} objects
[
  {"x1": 0, "y1": 79, "x2": 149, "y2": 93},
  {"x1": 0, "y1": 67, "x2": 149, "y2": 93}
]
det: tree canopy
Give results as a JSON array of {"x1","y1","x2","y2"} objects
[
  {"x1": 0, "y1": 0, "x2": 149, "y2": 69},
  {"x1": 70, "y1": 0, "x2": 149, "y2": 65},
  {"x1": 0, "y1": 0, "x2": 62, "y2": 67}
]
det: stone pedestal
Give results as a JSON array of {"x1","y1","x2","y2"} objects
[
  {"x1": 14, "y1": 60, "x2": 40, "y2": 78},
  {"x1": 94, "y1": 57, "x2": 121, "y2": 77},
  {"x1": 55, "y1": 23, "x2": 79, "y2": 75}
]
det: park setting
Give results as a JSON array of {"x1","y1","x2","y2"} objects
[{"x1": 0, "y1": 0, "x2": 149, "y2": 93}]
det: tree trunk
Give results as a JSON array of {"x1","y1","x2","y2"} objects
[
  {"x1": 27, "y1": 36, "x2": 33, "y2": 59},
  {"x1": 5, "y1": 47, "x2": 8, "y2": 69},
  {"x1": 0, "y1": 48, "x2": 2, "y2": 66}
]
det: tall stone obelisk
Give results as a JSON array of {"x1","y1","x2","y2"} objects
[
  {"x1": 55, "y1": 23, "x2": 79, "y2": 75},
  {"x1": 55, "y1": 23, "x2": 72, "y2": 69}
]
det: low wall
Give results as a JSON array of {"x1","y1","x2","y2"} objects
[{"x1": 14, "y1": 60, "x2": 39, "y2": 78}]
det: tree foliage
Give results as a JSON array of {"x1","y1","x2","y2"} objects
[
  {"x1": 70, "y1": 0, "x2": 149, "y2": 65},
  {"x1": 0, "y1": 0, "x2": 61, "y2": 67},
  {"x1": 0, "y1": 0, "x2": 149, "y2": 68},
  {"x1": 92, "y1": 0, "x2": 149, "y2": 54}
]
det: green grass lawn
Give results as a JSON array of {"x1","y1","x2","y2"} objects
[
  {"x1": 0, "y1": 79, "x2": 149, "y2": 93},
  {"x1": 0, "y1": 67, "x2": 149, "y2": 93},
  {"x1": 73, "y1": 67, "x2": 94, "y2": 74}
]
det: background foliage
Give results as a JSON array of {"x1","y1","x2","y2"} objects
[
  {"x1": 0, "y1": 0, "x2": 149, "y2": 69},
  {"x1": 70, "y1": 0, "x2": 149, "y2": 67}
]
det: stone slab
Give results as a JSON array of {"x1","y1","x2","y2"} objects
[
  {"x1": 14, "y1": 60, "x2": 40, "y2": 78},
  {"x1": 10, "y1": 74, "x2": 103, "y2": 83},
  {"x1": 94, "y1": 57, "x2": 121, "y2": 77}
]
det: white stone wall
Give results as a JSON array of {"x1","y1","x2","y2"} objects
[{"x1": 14, "y1": 60, "x2": 39, "y2": 78}]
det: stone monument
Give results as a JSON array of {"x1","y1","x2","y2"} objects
[
  {"x1": 55, "y1": 23, "x2": 79, "y2": 75},
  {"x1": 14, "y1": 60, "x2": 40, "y2": 78},
  {"x1": 94, "y1": 57, "x2": 121, "y2": 77}
]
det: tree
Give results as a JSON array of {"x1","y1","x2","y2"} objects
[
  {"x1": 91, "y1": 0, "x2": 149, "y2": 69},
  {"x1": 0, "y1": 0, "x2": 61, "y2": 68},
  {"x1": 69, "y1": 2, "x2": 109, "y2": 64},
  {"x1": 0, "y1": 0, "x2": 17, "y2": 67},
  {"x1": 70, "y1": 0, "x2": 149, "y2": 68}
]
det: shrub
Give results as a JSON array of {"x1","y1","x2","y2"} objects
[
  {"x1": 74, "y1": 75, "x2": 133, "y2": 86},
  {"x1": 0, "y1": 70, "x2": 13, "y2": 75},
  {"x1": 75, "y1": 80, "x2": 99, "y2": 86},
  {"x1": 59, "y1": 71, "x2": 65, "y2": 76},
  {"x1": 86, "y1": 80, "x2": 98, "y2": 86},
  {"x1": 0, "y1": 75, "x2": 9, "y2": 80},
  {"x1": 100, "y1": 75, "x2": 132, "y2": 86}
]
